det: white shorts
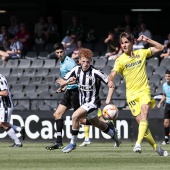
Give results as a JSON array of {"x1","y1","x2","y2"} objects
[
  {"x1": 0, "y1": 108, "x2": 13, "y2": 123},
  {"x1": 81, "y1": 103, "x2": 98, "y2": 120}
]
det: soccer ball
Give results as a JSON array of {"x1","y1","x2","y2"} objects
[{"x1": 102, "y1": 104, "x2": 119, "y2": 120}]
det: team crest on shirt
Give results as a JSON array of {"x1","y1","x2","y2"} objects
[{"x1": 89, "y1": 75, "x2": 92, "y2": 80}]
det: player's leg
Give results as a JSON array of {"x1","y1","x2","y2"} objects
[
  {"x1": 62, "y1": 107, "x2": 87, "y2": 153},
  {"x1": 0, "y1": 108, "x2": 22, "y2": 147},
  {"x1": 79, "y1": 108, "x2": 102, "y2": 147},
  {"x1": 79, "y1": 125, "x2": 91, "y2": 146},
  {"x1": 10, "y1": 124, "x2": 25, "y2": 140},
  {"x1": 86, "y1": 108, "x2": 120, "y2": 147},
  {"x1": 162, "y1": 119, "x2": 170, "y2": 145},
  {"x1": 162, "y1": 104, "x2": 170, "y2": 145},
  {"x1": 46, "y1": 104, "x2": 67, "y2": 150}
]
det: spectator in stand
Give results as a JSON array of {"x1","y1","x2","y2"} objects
[
  {"x1": 66, "y1": 15, "x2": 84, "y2": 40},
  {"x1": 15, "y1": 23, "x2": 32, "y2": 57},
  {"x1": 0, "y1": 25, "x2": 9, "y2": 51},
  {"x1": 8, "y1": 15, "x2": 20, "y2": 36},
  {"x1": 71, "y1": 39, "x2": 84, "y2": 60},
  {"x1": 120, "y1": 14, "x2": 135, "y2": 33},
  {"x1": 34, "y1": 16, "x2": 48, "y2": 45},
  {"x1": 106, "y1": 48, "x2": 123, "y2": 60},
  {"x1": 104, "y1": 30, "x2": 120, "y2": 60},
  {"x1": 0, "y1": 33, "x2": 22, "y2": 62},
  {"x1": 160, "y1": 33, "x2": 170, "y2": 59},
  {"x1": 160, "y1": 49, "x2": 170, "y2": 59},
  {"x1": 138, "y1": 22, "x2": 152, "y2": 48},
  {"x1": 47, "y1": 32, "x2": 77, "y2": 59},
  {"x1": 45, "y1": 16, "x2": 60, "y2": 43},
  {"x1": 133, "y1": 13, "x2": 146, "y2": 37},
  {"x1": 61, "y1": 32, "x2": 77, "y2": 57},
  {"x1": 85, "y1": 25, "x2": 96, "y2": 44}
]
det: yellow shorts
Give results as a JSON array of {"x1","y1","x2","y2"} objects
[{"x1": 127, "y1": 90, "x2": 155, "y2": 117}]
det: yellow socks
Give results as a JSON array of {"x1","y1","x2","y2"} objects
[
  {"x1": 136, "y1": 120, "x2": 148, "y2": 144},
  {"x1": 84, "y1": 125, "x2": 90, "y2": 140},
  {"x1": 144, "y1": 128, "x2": 157, "y2": 150}
]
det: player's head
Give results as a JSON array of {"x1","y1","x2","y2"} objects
[
  {"x1": 54, "y1": 42, "x2": 65, "y2": 62},
  {"x1": 119, "y1": 31, "x2": 134, "y2": 54},
  {"x1": 165, "y1": 70, "x2": 170, "y2": 84},
  {"x1": 78, "y1": 48, "x2": 93, "y2": 71}
]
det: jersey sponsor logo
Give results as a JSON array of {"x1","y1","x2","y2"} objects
[{"x1": 125, "y1": 60, "x2": 141, "y2": 69}]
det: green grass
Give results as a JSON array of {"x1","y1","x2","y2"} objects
[{"x1": 1, "y1": 141, "x2": 170, "y2": 170}]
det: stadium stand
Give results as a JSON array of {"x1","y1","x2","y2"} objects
[
  {"x1": 29, "y1": 76, "x2": 43, "y2": 84},
  {"x1": 2, "y1": 46, "x2": 168, "y2": 111},
  {"x1": 93, "y1": 58, "x2": 107, "y2": 69},
  {"x1": 159, "y1": 58, "x2": 170, "y2": 70},
  {"x1": 43, "y1": 59, "x2": 56, "y2": 68},
  {"x1": 17, "y1": 76, "x2": 31, "y2": 85},
  {"x1": 18, "y1": 59, "x2": 31, "y2": 68},
  {"x1": 146, "y1": 65, "x2": 154, "y2": 78},
  {"x1": 154, "y1": 66, "x2": 167, "y2": 77},
  {"x1": 149, "y1": 74, "x2": 162, "y2": 87},
  {"x1": 5, "y1": 59, "x2": 19, "y2": 68},
  {"x1": 10, "y1": 68, "x2": 24, "y2": 77},
  {"x1": 0, "y1": 60, "x2": 6, "y2": 67},
  {"x1": 147, "y1": 57, "x2": 159, "y2": 70}
]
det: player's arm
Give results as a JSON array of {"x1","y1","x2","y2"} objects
[
  {"x1": 106, "y1": 87, "x2": 115, "y2": 104},
  {"x1": 106, "y1": 70, "x2": 117, "y2": 104},
  {"x1": 0, "y1": 89, "x2": 8, "y2": 96},
  {"x1": 108, "y1": 70, "x2": 117, "y2": 88},
  {"x1": 157, "y1": 93, "x2": 166, "y2": 108},
  {"x1": 137, "y1": 35, "x2": 164, "y2": 55},
  {"x1": 56, "y1": 77, "x2": 76, "y2": 86}
]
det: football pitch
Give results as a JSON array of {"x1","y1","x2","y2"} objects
[{"x1": 1, "y1": 141, "x2": 170, "y2": 170}]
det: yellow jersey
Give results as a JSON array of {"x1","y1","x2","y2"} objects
[{"x1": 113, "y1": 48, "x2": 152, "y2": 99}]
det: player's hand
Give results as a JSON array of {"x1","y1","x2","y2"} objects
[
  {"x1": 105, "y1": 99, "x2": 110, "y2": 105},
  {"x1": 57, "y1": 88, "x2": 62, "y2": 93},
  {"x1": 56, "y1": 77, "x2": 66, "y2": 86},
  {"x1": 105, "y1": 100, "x2": 114, "y2": 105},
  {"x1": 157, "y1": 103, "x2": 161, "y2": 108},
  {"x1": 69, "y1": 77, "x2": 76, "y2": 82},
  {"x1": 137, "y1": 35, "x2": 149, "y2": 42}
]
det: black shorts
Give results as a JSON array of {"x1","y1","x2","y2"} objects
[
  {"x1": 60, "y1": 88, "x2": 79, "y2": 111},
  {"x1": 164, "y1": 103, "x2": 170, "y2": 119}
]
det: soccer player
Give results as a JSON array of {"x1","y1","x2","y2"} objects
[
  {"x1": 0, "y1": 74, "x2": 25, "y2": 147},
  {"x1": 46, "y1": 42, "x2": 80, "y2": 150},
  {"x1": 57, "y1": 48, "x2": 120, "y2": 153},
  {"x1": 157, "y1": 70, "x2": 170, "y2": 145},
  {"x1": 79, "y1": 108, "x2": 117, "y2": 147},
  {"x1": 107, "y1": 31, "x2": 168, "y2": 156},
  {"x1": 79, "y1": 108, "x2": 102, "y2": 147}
]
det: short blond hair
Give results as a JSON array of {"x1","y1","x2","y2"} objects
[{"x1": 78, "y1": 48, "x2": 93, "y2": 58}]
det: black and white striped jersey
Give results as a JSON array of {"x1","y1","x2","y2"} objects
[
  {"x1": 0, "y1": 74, "x2": 13, "y2": 108},
  {"x1": 64, "y1": 65, "x2": 108, "y2": 106}
]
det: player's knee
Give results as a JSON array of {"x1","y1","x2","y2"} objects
[
  {"x1": 72, "y1": 114, "x2": 79, "y2": 122},
  {"x1": 53, "y1": 112, "x2": 63, "y2": 120}
]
